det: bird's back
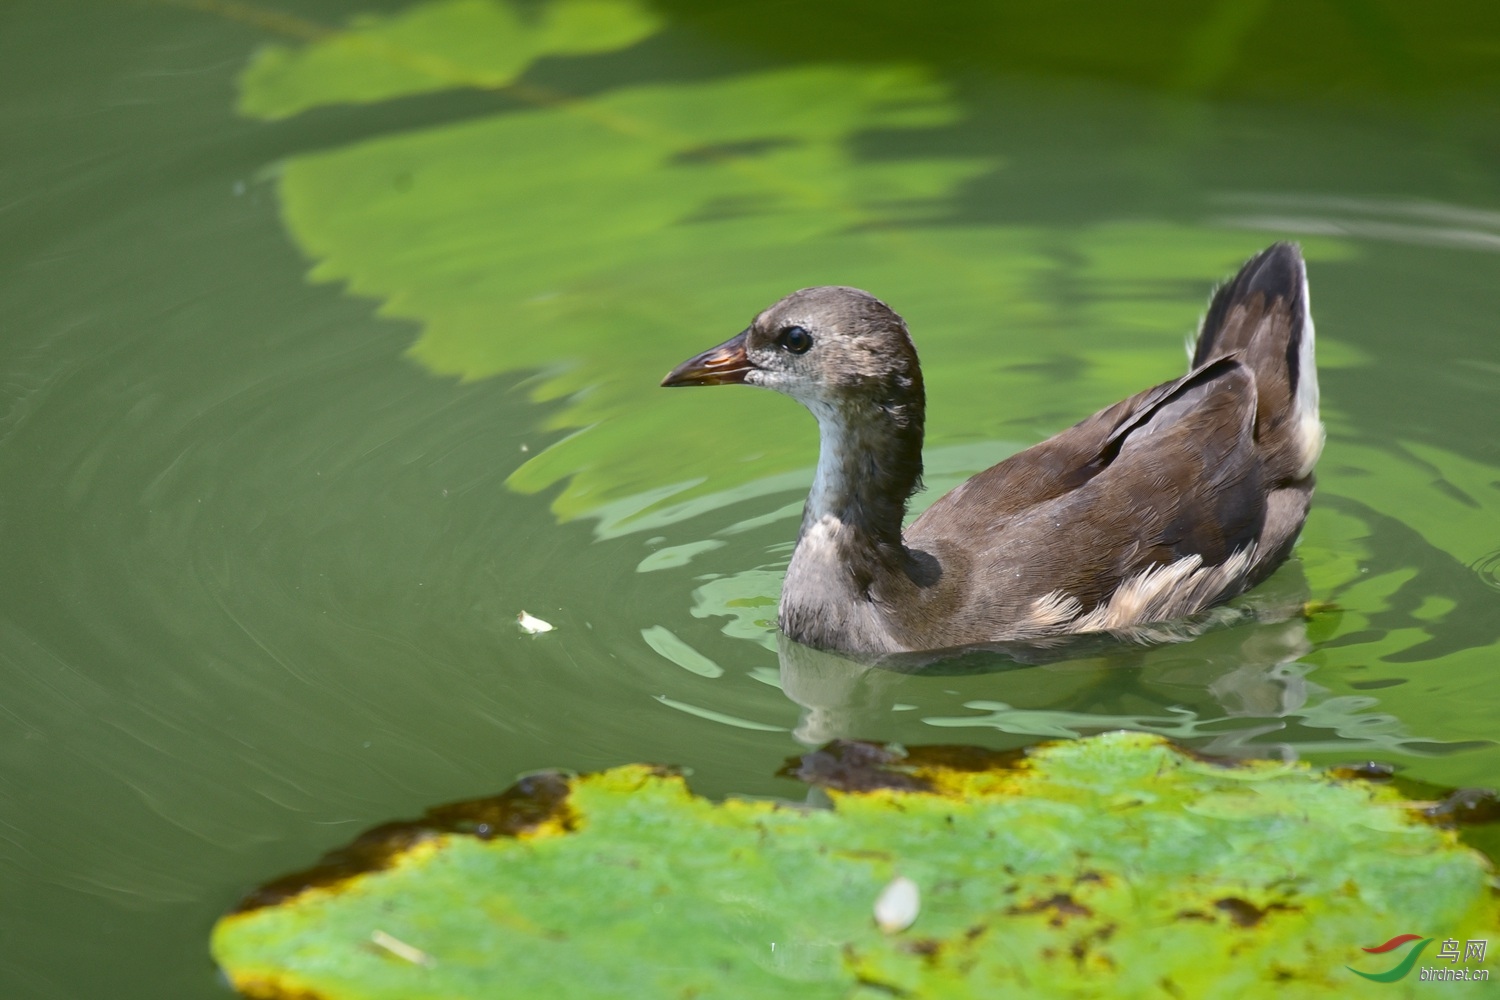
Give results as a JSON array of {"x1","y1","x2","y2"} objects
[{"x1": 889, "y1": 243, "x2": 1321, "y2": 650}]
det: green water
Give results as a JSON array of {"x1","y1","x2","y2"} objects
[{"x1": 2, "y1": 1, "x2": 1498, "y2": 996}]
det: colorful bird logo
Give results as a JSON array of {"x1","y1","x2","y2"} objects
[{"x1": 1347, "y1": 934, "x2": 1434, "y2": 982}]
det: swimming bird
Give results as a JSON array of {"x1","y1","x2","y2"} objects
[{"x1": 661, "y1": 243, "x2": 1322, "y2": 655}]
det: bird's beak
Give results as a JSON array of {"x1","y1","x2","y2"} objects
[{"x1": 661, "y1": 329, "x2": 755, "y2": 387}]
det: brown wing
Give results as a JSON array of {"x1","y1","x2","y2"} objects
[
  {"x1": 896, "y1": 359, "x2": 1264, "y2": 642},
  {"x1": 884, "y1": 243, "x2": 1315, "y2": 649},
  {"x1": 909, "y1": 357, "x2": 1247, "y2": 540}
]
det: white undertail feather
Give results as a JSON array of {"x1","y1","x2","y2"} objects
[
  {"x1": 1015, "y1": 590, "x2": 1087, "y2": 637},
  {"x1": 1293, "y1": 269, "x2": 1325, "y2": 479},
  {"x1": 1027, "y1": 546, "x2": 1258, "y2": 636},
  {"x1": 1071, "y1": 556, "x2": 1212, "y2": 632}
]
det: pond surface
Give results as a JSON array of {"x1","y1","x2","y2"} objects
[{"x1": 3, "y1": 1, "x2": 1499, "y2": 996}]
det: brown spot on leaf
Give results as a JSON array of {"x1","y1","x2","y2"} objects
[
  {"x1": 232, "y1": 770, "x2": 579, "y2": 914},
  {"x1": 852, "y1": 975, "x2": 910, "y2": 997},
  {"x1": 1171, "y1": 744, "x2": 1253, "y2": 769},
  {"x1": 1213, "y1": 896, "x2": 1296, "y2": 927},
  {"x1": 844, "y1": 946, "x2": 911, "y2": 998},
  {"x1": 1329, "y1": 761, "x2": 1399, "y2": 780},
  {"x1": 228, "y1": 975, "x2": 328, "y2": 1000},
  {"x1": 779, "y1": 741, "x2": 931, "y2": 792},
  {"x1": 900, "y1": 744, "x2": 1030, "y2": 774},
  {"x1": 1009, "y1": 892, "x2": 1094, "y2": 925},
  {"x1": 779, "y1": 740, "x2": 1032, "y2": 792}
]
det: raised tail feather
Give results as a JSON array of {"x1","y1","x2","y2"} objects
[{"x1": 1190, "y1": 242, "x2": 1323, "y2": 479}]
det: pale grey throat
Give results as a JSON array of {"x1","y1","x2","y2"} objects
[
  {"x1": 778, "y1": 391, "x2": 931, "y2": 654},
  {"x1": 661, "y1": 245, "x2": 1322, "y2": 657}
]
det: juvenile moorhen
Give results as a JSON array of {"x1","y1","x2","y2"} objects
[{"x1": 661, "y1": 243, "x2": 1323, "y2": 655}]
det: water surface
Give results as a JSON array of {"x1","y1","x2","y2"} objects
[{"x1": 2, "y1": 1, "x2": 1499, "y2": 996}]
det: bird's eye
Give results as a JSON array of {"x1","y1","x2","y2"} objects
[{"x1": 779, "y1": 325, "x2": 813, "y2": 354}]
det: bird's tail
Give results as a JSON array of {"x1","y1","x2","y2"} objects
[{"x1": 1190, "y1": 242, "x2": 1323, "y2": 479}]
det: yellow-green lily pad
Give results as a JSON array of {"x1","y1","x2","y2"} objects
[{"x1": 212, "y1": 732, "x2": 1498, "y2": 998}]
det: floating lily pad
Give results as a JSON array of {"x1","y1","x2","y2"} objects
[{"x1": 211, "y1": 732, "x2": 1499, "y2": 998}]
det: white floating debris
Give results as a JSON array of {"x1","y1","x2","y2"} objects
[
  {"x1": 874, "y1": 875, "x2": 920, "y2": 934},
  {"x1": 517, "y1": 610, "x2": 554, "y2": 634},
  {"x1": 370, "y1": 928, "x2": 434, "y2": 967}
]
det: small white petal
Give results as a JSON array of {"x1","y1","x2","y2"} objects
[
  {"x1": 873, "y1": 875, "x2": 920, "y2": 933},
  {"x1": 370, "y1": 929, "x2": 434, "y2": 966},
  {"x1": 517, "y1": 611, "x2": 554, "y2": 634}
]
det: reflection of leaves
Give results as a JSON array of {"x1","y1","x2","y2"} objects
[
  {"x1": 1290, "y1": 439, "x2": 1500, "y2": 786},
  {"x1": 1303, "y1": 437, "x2": 1500, "y2": 664},
  {"x1": 212, "y1": 732, "x2": 1498, "y2": 998},
  {"x1": 237, "y1": 0, "x2": 1500, "y2": 782},
  {"x1": 239, "y1": 0, "x2": 661, "y2": 119},
  {"x1": 1327, "y1": 440, "x2": 1500, "y2": 570},
  {"x1": 239, "y1": 0, "x2": 1350, "y2": 526}
]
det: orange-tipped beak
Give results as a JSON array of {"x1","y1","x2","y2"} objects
[{"x1": 661, "y1": 330, "x2": 755, "y2": 387}]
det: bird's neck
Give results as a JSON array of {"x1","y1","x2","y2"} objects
[{"x1": 795, "y1": 397, "x2": 924, "y2": 581}]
